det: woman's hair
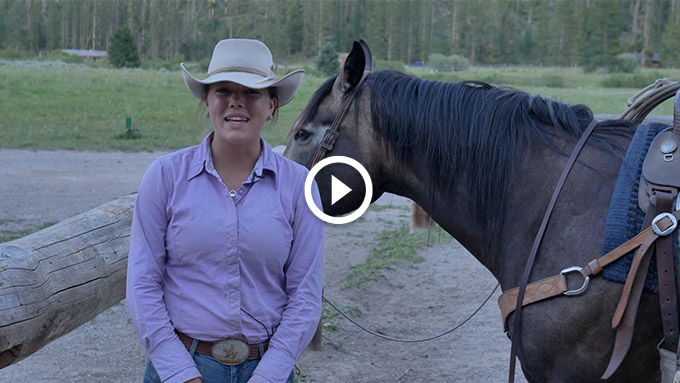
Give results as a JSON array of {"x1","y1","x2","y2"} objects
[{"x1": 267, "y1": 87, "x2": 279, "y2": 125}]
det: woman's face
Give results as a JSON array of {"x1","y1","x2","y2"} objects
[{"x1": 205, "y1": 81, "x2": 276, "y2": 147}]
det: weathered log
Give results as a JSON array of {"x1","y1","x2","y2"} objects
[{"x1": 0, "y1": 194, "x2": 135, "y2": 368}]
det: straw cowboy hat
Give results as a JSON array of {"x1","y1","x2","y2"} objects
[{"x1": 181, "y1": 39, "x2": 304, "y2": 106}]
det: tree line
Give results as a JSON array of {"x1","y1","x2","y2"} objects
[{"x1": 3, "y1": 0, "x2": 680, "y2": 69}]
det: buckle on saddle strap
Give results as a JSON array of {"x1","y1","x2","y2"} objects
[
  {"x1": 652, "y1": 212, "x2": 678, "y2": 236},
  {"x1": 560, "y1": 266, "x2": 590, "y2": 296}
]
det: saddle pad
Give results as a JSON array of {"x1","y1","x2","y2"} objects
[{"x1": 601, "y1": 122, "x2": 678, "y2": 292}]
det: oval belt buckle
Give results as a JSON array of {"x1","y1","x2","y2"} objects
[{"x1": 211, "y1": 339, "x2": 250, "y2": 366}]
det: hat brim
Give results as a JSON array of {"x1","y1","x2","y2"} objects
[{"x1": 181, "y1": 63, "x2": 304, "y2": 107}]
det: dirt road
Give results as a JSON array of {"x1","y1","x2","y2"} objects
[{"x1": 0, "y1": 149, "x2": 525, "y2": 382}]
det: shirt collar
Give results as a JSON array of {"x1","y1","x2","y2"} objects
[
  {"x1": 187, "y1": 132, "x2": 280, "y2": 189},
  {"x1": 187, "y1": 133, "x2": 213, "y2": 181}
]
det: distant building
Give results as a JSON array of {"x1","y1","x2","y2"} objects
[
  {"x1": 61, "y1": 49, "x2": 108, "y2": 61},
  {"x1": 632, "y1": 51, "x2": 662, "y2": 68}
]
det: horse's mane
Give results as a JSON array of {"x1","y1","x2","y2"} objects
[{"x1": 296, "y1": 70, "x2": 635, "y2": 231}]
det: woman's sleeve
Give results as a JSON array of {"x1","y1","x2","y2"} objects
[
  {"x1": 126, "y1": 160, "x2": 201, "y2": 383},
  {"x1": 249, "y1": 179, "x2": 324, "y2": 383}
]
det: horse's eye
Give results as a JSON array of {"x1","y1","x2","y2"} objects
[{"x1": 295, "y1": 130, "x2": 310, "y2": 141}]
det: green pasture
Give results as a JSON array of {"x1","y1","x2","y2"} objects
[{"x1": 1, "y1": 60, "x2": 679, "y2": 151}]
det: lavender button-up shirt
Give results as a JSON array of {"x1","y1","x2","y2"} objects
[{"x1": 127, "y1": 133, "x2": 324, "y2": 383}]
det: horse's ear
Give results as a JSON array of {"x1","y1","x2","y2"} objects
[
  {"x1": 359, "y1": 39, "x2": 372, "y2": 73},
  {"x1": 335, "y1": 40, "x2": 372, "y2": 94}
]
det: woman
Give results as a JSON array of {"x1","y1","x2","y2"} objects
[{"x1": 127, "y1": 39, "x2": 324, "y2": 383}]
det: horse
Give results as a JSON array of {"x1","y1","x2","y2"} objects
[{"x1": 284, "y1": 41, "x2": 668, "y2": 382}]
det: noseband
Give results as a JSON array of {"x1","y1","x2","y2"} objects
[{"x1": 306, "y1": 71, "x2": 370, "y2": 169}]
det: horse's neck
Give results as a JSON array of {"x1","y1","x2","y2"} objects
[
  {"x1": 381, "y1": 161, "x2": 501, "y2": 272},
  {"x1": 385, "y1": 136, "x2": 627, "y2": 288}
]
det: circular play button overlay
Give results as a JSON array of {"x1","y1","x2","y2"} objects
[{"x1": 304, "y1": 156, "x2": 373, "y2": 225}]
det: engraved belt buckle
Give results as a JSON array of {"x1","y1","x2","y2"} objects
[{"x1": 211, "y1": 339, "x2": 250, "y2": 366}]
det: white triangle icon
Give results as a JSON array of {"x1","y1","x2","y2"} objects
[{"x1": 331, "y1": 175, "x2": 352, "y2": 205}]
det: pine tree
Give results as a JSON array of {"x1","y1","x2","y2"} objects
[
  {"x1": 316, "y1": 41, "x2": 338, "y2": 76},
  {"x1": 286, "y1": 0, "x2": 304, "y2": 55},
  {"x1": 660, "y1": 7, "x2": 680, "y2": 67},
  {"x1": 108, "y1": 27, "x2": 141, "y2": 68}
]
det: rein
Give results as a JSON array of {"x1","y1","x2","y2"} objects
[
  {"x1": 322, "y1": 284, "x2": 499, "y2": 343},
  {"x1": 507, "y1": 119, "x2": 599, "y2": 383}
]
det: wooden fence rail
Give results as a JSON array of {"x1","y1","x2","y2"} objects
[{"x1": 0, "y1": 194, "x2": 135, "y2": 368}]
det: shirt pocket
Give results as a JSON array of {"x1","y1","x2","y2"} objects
[{"x1": 166, "y1": 203, "x2": 234, "y2": 268}]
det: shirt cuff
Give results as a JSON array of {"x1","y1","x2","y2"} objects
[
  {"x1": 251, "y1": 346, "x2": 295, "y2": 383},
  {"x1": 148, "y1": 338, "x2": 200, "y2": 383}
]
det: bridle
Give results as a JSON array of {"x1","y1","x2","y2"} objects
[{"x1": 306, "y1": 70, "x2": 371, "y2": 170}]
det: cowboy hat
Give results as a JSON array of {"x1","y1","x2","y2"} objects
[{"x1": 181, "y1": 39, "x2": 304, "y2": 106}]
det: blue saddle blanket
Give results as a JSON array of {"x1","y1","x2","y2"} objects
[{"x1": 601, "y1": 122, "x2": 678, "y2": 292}]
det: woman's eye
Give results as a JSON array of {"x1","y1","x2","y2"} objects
[{"x1": 295, "y1": 130, "x2": 310, "y2": 140}]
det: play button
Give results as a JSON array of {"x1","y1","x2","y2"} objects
[
  {"x1": 304, "y1": 156, "x2": 373, "y2": 225},
  {"x1": 331, "y1": 176, "x2": 352, "y2": 205}
]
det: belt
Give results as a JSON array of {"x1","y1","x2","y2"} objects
[{"x1": 176, "y1": 331, "x2": 267, "y2": 362}]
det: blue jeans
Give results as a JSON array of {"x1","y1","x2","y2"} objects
[{"x1": 143, "y1": 339, "x2": 295, "y2": 383}]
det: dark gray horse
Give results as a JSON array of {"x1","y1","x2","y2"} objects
[{"x1": 284, "y1": 41, "x2": 664, "y2": 382}]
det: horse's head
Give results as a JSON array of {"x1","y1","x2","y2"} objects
[{"x1": 284, "y1": 40, "x2": 384, "y2": 216}]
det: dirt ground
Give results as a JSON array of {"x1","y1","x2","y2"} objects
[{"x1": 0, "y1": 148, "x2": 527, "y2": 383}]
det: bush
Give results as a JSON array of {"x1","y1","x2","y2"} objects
[
  {"x1": 140, "y1": 54, "x2": 184, "y2": 71},
  {"x1": 374, "y1": 60, "x2": 405, "y2": 71},
  {"x1": 419, "y1": 71, "x2": 461, "y2": 83},
  {"x1": 300, "y1": 65, "x2": 325, "y2": 78},
  {"x1": 427, "y1": 53, "x2": 470, "y2": 71},
  {"x1": 540, "y1": 73, "x2": 565, "y2": 88},
  {"x1": 48, "y1": 50, "x2": 84, "y2": 64},
  {"x1": 108, "y1": 27, "x2": 141, "y2": 68},
  {"x1": 601, "y1": 72, "x2": 666, "y2": 88},
  {"x1": 316, "y1": 42, "x2": 339, "y2": 76},
  {"x1": 614, "y1": 53, "x2": 638, "y2": 73},
  {"x1": 0, "y1": 47, "x2": 36, "y2": 60}
]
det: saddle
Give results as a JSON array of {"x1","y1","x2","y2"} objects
[
  {"x1": 581, "y1": 98, "x2": 680, "y2": 378},
  {"x1": 623, "y1": 117, "x2": 680, "y2": 376},
  {"x1": 588, "y1": 96, "x2": 680, "y2": 378}
]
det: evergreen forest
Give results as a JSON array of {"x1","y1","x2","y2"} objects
[{"x1": 3, "y1": 0, "x2": 680, "y2": 69}]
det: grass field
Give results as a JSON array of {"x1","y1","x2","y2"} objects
[{"x1": 1, "y1": 59, "x2": 678, "y2": 151}]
